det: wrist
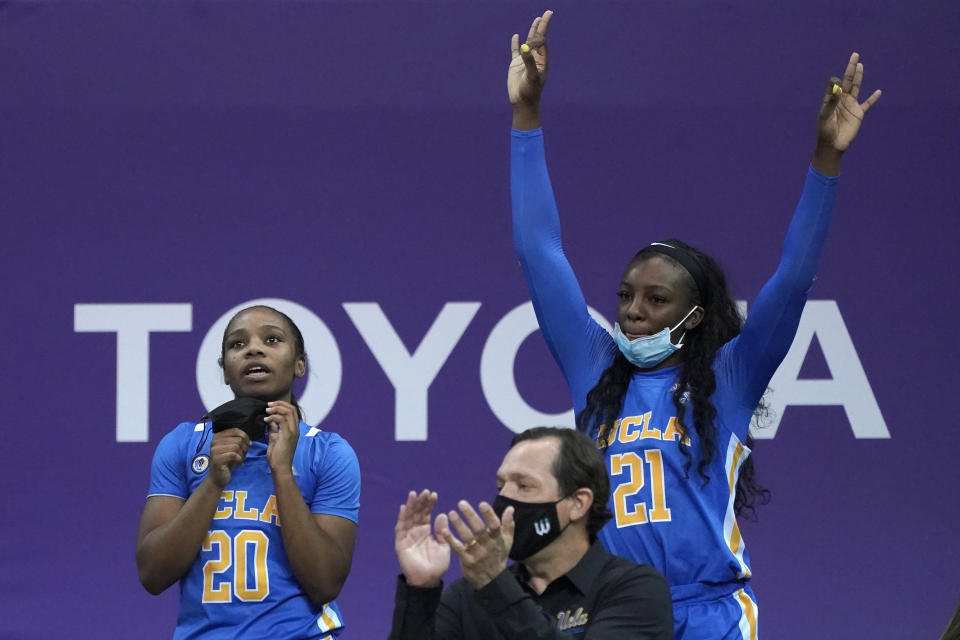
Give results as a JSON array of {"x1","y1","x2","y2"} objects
[
  {"x1": 512, "y1": 104, "x2": 541, "y2": 131},
  {"x1": 270, "y1": 465, "x2": 296, "y2": 483},
  {"x1": 811, "y1": 144, "x2": 844, "y2": 176},
  {"x1": 202, "y1": 470, "x2": 229, "y2": 491},
  {"x1": 404, "y1": 573, "x2": 443, "y2": 589}
]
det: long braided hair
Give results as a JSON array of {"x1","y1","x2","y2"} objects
[{"x1": 575, "y1": 239, "x2": 769, "y2": 516}]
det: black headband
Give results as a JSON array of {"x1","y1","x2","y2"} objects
[{"x1": 639, "y1": 242, "x2": 711, "y2": 306}]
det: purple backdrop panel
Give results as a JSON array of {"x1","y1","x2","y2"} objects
[{"x1": 2, "y1": 1, "x2": 959, "y2": 638}]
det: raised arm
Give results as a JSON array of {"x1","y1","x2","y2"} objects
[
  {"x1": 509, "y1": 11, "x2": 614, "y2": 398},
  {"x1": 732, "y1": 53, "x2": 882, "y2": 400}
]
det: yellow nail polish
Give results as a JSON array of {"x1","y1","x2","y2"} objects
[
  {"x1": 521, "y1": 43, "x2": 530, "y2": 53},
  {"x1": 832, "y1": 84, "x2": 841, "y2": 95}
]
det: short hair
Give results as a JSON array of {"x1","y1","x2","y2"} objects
[{"x1": 510, "y1": 426, "x2": 613, "y2": 538}]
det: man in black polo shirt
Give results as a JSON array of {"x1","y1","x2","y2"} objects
[{"x1": 389, "y1": 427, "x2": 673, "y2": 639}]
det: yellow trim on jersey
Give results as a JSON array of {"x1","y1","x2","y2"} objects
[
  {"x1": 723, "y1": 434, "x2": 752, "y2": 579},
  {"x1": 735, "y1": 588, "x2": 758, "y2": 640},
  {"x1": 316, "y1": 604, "x2": 342, "y2": 633}
]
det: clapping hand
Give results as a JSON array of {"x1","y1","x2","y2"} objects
[
  {"x1": 395, "y1": 490, "x2": 450, "y2": 588},
  {"x1": 436, "y1": 499, "x2": 515, "y2": 591}
]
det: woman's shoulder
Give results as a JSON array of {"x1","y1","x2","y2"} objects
[
  {"x1": 297, "y1": 423, "x2": 358, "y2": 460},
  {"x1": 158, "y1": 420, "x2": 207, "y2": 445}
]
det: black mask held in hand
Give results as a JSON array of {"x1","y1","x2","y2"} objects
[
  {"x1": 492, "y1": 494, "x2": 569, "y2": 561},
  {"x1": 205, "y1": 397, "x2": 269, "y2": 441}
]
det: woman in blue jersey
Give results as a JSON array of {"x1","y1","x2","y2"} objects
[
  {"x1": 508, "y1": 10, "x2": 880, "y2": 639},
  {"x1": 136, "y1": 305, "x2": 360, "y2": 639}
]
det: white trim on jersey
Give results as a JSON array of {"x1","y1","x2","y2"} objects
[
  {"x1": 316, "y1": 604, "x2": 342, "y2": 633},
  {"x1": 722, "y1": 434, "x2": 752, "y2": 579},
  {"x1": 194, "y1": 423, "x2": 205, "y2": 431},
  {"x1": 735, "y1": 588, "x2": 758, "y2": 639},
  {"x1": 306, "y1": 427, "x2": 321, "y2": 437}
]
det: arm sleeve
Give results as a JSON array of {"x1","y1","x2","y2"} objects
[
  {"x1": 511, "y1": 129, "x2": 617, "y2": 408},
  {"x1": 146, "y1": 424, "x2": 190, "y2": 499},
  {"x1": 310, "y1": 434, "x2": 361, "y2": 523},
  {"x1": 472, "y1": 565, "x2": 673, "y2": 640},
  {"x1": 387, "y1": 576, "x2": 463, "y2": 640},
  {"x1": 722, "y1": 166, "x2": 839, "y2": 416}
]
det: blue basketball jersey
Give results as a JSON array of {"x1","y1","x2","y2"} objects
[
  {"x1": 511, "y1": 127, "x2": 838, "y2": 638},
  {"x1": 148, "y1": 420, "x2": 361, "y2": 639},
  {"x1": 594, "y1": 352, "x2": 756, "y2": 588}
]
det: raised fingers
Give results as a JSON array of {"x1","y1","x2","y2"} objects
[
  {"x1": 412, "y1": 490, "x2": 437, "y2": 522},
  {"x1": 535, "y1": 9, "x2": 553, "y2": 38},
  {"x1": 457, "y1": 500, "x2": 488, "y2": 535},
  {"x1": 435, "y1": 513, "x2": 466, "y2": 553},
  {"x1": 500, "y1": 505, "x2": 515, "y2": 542},
  {"x1": 447, "y1": 502, "x2": 482, "y2": 545},
  {"x1": 850, "y1": 61, "x2": 863, "y2": 100},
  {"x1": 841, "y1": 52, "x2": 859, "y2": 93},
  {"x1": 819, "y1": 76, "x2": 842, "y2": 118},
  {"x1": 477, "y1": 501, "x2": 501, "y2": 533},
  {"x1": 511, "y1": 32, "x2": 520, "y2": 58},
  {"x1": 860, "y1": 88, "x2": 882, "y2": 114},
  {"x1": 397, "y1": 490, "x2": 435, "y2": 532},
  {"x1": 520, "y1": 43, "x2": 541, "y2": 81},
  {"x1": 526, "y1": 15, "x2": 540, "y2": 44}
]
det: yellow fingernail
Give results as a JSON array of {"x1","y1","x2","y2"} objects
[
  {"x1": 521, "y1": 43, "x2": 530, "y2": 53},
  {"x1": 832, "y1": 84, "x2": 841, "y2": 95}
]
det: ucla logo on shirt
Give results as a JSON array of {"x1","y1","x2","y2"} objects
[
  {"x1": 191, "y1": 454, "x2": 210, "y2": 474},
  {"x1": 557, "y1": 607, "x2": 589, "y2": 631}
]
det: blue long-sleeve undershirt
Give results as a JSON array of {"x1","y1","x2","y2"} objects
[{"x1": 510, "y1": 127, "x2": 838, "y2": 430}]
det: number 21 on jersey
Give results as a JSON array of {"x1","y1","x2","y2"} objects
[{"x1": 610, "y1": 450, "x2": 672, "y2": 526}]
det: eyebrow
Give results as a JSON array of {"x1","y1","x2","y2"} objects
[
  {"x1": 224, "y1": 324, "x2": 286, "y2": 339},
  {"x1": 496, "y1": 471, "x2": 538, "y2": 484}
]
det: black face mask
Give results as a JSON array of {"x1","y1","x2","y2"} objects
[
  {"x1": 492, "y1": 494, "x2": 569, "y2": 562},
  {"x1": 204, "y1": 397, "x2": 269, "y2": 441}
]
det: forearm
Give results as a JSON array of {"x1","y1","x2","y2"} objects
[
  {"x1": 735, "y1": 160, "x2": 839, "y2": 390},
  {"x1": 273, "y1": 472, "x2": 351, "y2": 604},
  {"x1": 136, "y1": 479, "x2": 222, "y2": 593},
  {"x1": 775, "y1": 161, "x2": 839, "y2": 294},
  {"x1": 388, "y1": 575, "x2": 448, "y2": 640}
]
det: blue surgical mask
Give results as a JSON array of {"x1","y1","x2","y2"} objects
[{"x1": 614, "y1": 306, "x2": 700, "y2": 369}]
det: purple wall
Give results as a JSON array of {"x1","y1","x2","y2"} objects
[{"x1": 2, "y1": 1, "x2": 959, "y2": 637}]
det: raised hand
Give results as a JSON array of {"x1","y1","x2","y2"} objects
[
  {"x1": 395, "y1": 490, "x2": 450, "y2": 588},
  {"x1": 813, "y1": 52, "x2": 882, "y2": 174},
  {"x1": 265, "y1": 400, "x2": 300, "y2": 475},
  {"x1": 508, "y1": 10, "x2": 553, "y2": 130},
  {"x1": 436, "y1": 499, "x2": 515, "y2": 590},
  {"x1": 207, "y1": 428, "x2": 250, "y2": 488}
]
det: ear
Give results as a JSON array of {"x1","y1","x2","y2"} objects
[
  {"x1": 567, "y1": 488, "x2": 594, "y2": 524},
  {"x1": 219, "y1": 358, "x2": 230, "y2": 385},
  {"x1": 684, "y1": 305, "x2": 705, "y2": 331},
  {"x1": 294, "y1": 357, "x2": 306, "y2": 378}
]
